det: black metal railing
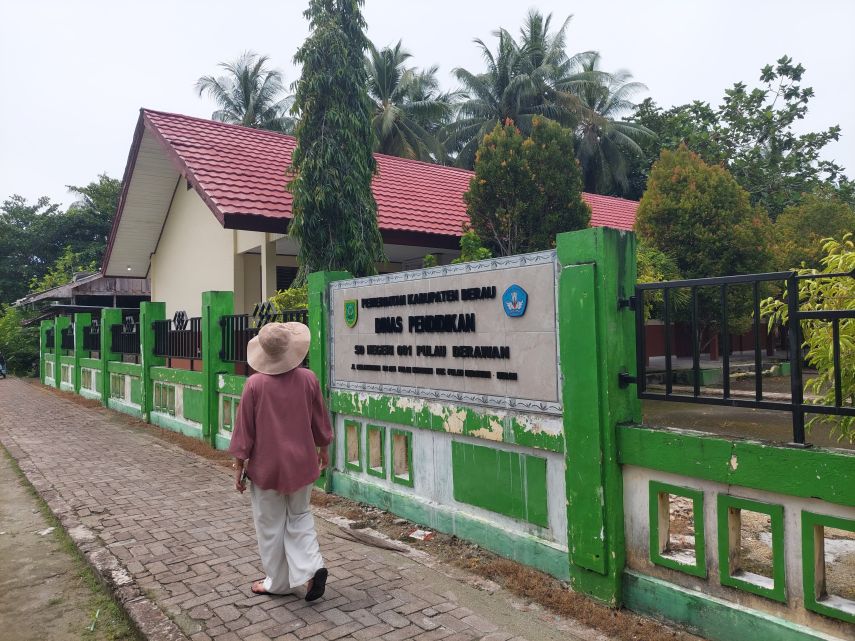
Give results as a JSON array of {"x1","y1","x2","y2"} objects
[
  {"x1": 82, "y1": 321, "x2": 101, "y2": 351},
  {"x1": 220, "y1": 303, "x2": 308, "y2": 364},
  {"x1": 60, "y1": 325, "x2": 75, "y2": 351},
  {"x1": 111, "y1": 315, "x2": 141, "y2": 355},
  {"x1": 631, "y1": 270, "x2": 855, "y2": 445},
  {"x1": 153, "y1": 311, "x2": 202, "y2": 366},
  {"x1": 45, "y1": 328, "x2": 55, "y2": 351}
]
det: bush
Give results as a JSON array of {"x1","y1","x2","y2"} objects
[
  {"x1": 761, "y1": 234, "x2": 855, "y2": 442},
  {"x1": 464, "y1": 118, "x2": 590, "y2": 256},
  {"x1": 0, "y1": 306, "x2": 39, "y2": 376},
  {"x1": 269, "y1": 285, "x2": 308, "y2": 311}
]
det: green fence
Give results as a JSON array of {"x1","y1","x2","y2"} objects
[{"x1": 38, "y1": 228, "x2": 854, "y2": 641}]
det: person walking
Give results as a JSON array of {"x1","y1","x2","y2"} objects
[
  {"x1": 228, "y1": 322, "x2": 333, "y2": 601},
  {"x1": 0, "y1": 351, "x2": 7, "y2": 379}
]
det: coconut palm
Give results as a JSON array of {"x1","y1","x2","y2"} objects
[
  {"x1": 365, "y1": 41, "x2": 455, "y2": 162},
  {"x1": 571, "y1": 53, "x2": 654, "y2": 195},
  {"x1": 195, "y1": 52, "x2": 295, "y2": 133},
  {"x1": 443, "y1": 11, "x2": 591, "y2": 167}
]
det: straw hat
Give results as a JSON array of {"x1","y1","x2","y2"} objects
[{"x1": 247, "y1": 322, "x2": 310, "y2": 375}]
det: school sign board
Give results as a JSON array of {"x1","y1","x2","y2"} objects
[{"x1": 329, "y1": 251, "x2": 561, "y2": 414}]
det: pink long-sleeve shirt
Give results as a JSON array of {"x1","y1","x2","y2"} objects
[{"x1": 228, "y1": 368, "x2": 333, "y2": 495}]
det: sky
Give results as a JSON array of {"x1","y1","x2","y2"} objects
[{"x1": 1, "y1": 0, "x2": 853, "y2": 208}]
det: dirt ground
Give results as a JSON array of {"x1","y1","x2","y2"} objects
[{"x1": 0, "y1": 446, "x2": 140, "y2": 641}]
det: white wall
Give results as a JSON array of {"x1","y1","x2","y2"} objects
[{"x1": 150, "y1": 186, "x2": 235, "y2": 317}]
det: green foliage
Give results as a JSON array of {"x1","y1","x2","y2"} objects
[
  {"x1": 196, "y1": 51, "x2": 295, "y2": 133},
  {"x1": 636, "y1": 146, "x2": 771, "y2": 279},
  {"x1": 636, "y1": 146, "x2": 771, "y2": 333},
  {"x1": 0, "y1": 175, "x2": 120, "y2": 305},
  {"x1": 632, "y1": 57, "x2": 849, "y2": 217},
  {"x1": 365, "y1": 40, "x2": 455, "y2": 162},
  {"x1": 464, "y1": 118, "x2": 590, "y2": 256},
  {"x1": 636, "y1": 242, "x2": 684, "y2": 320},
  {"x1": 421, "y1": 254, "x2": 438, "y2": 268},
  {"x1": 772, "y1": 189, "x2": 855, "y2": 270},
  {"x1": 29, "y1": 246, "x2": 97, "y2": 292},
  {"x1": 444, "y1": 11, "x2": 587, "y2": 168},
  {"x1": 573, "y1": 53, "x2": 653, "y2": 195},
  {"x1": 0, "y1": 306, "x2": 39, "y2": 376},
  {"x1": 451, "y1": 228, "x2": 493, "y2": 264},
  {"x1": 269, "y1": 285, "x2": 308, "y2": 311},
  {"x1": 761, "y1": 235, "x2": 855, "y2": 442},
  {"x1": 288, "y1": 0, "x2": 385, "y2": 282}
]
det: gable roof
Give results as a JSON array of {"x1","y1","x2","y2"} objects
[{"x1": 104, "y1": 109, "x2": 638, "y2": 274}]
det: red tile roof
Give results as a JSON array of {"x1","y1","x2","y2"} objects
[{"x1": 141, "y1": 109, "x2": 637, "y2": 237}]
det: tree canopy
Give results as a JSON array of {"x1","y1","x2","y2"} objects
[
  {"x1": 635, "y1": 146, "x2": 771, "y2": 280},
  {"x1": 631, "y1": 57, "x2": 851, "y2": 215},
  {"x1": 288, "y1": 0, "x2": 385, "y2": 280},
  {"x1": 464, "y1": 117, "x2": 590, "y2": 256},
  {"x1": 196, "y1": 51, "x2": 296, "y2": 133}
]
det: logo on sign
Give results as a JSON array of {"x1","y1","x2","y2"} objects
[
  {"x1": 344, "y1": 299, "x2": 358, "y2": 328},
  {"x1": 502, "y1": 284, "x2": 528, "y2": 317}
]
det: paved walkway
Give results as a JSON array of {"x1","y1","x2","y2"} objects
[{"x1": 0, "y1": 379, "x2": 598, "y2": 641}]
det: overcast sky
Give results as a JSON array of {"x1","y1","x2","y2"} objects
[{"x1": 1, "y1": 0, "x2": 853, "y2": 208}]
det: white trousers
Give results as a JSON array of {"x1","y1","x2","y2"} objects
[{"x1": 250, "y1": 483, "x2": 324, "y2": 594}]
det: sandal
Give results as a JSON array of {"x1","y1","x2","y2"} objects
[
  {"x1": 250, "y1": 579, "x2": 289, "y2": 596},
  {"x1": 305, "y1": 568, "x2": 328, "y2": 602}
]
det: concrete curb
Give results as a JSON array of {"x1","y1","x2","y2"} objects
[{"x1": 0, "y1": 434, "x2": 188, "y2": 641}]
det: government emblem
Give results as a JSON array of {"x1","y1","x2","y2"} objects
[
  {"x1": 344, "y1": 299, "x2": 358, "y2": 328},
  {"x1": 502, "y1": 285, "x2": 528, "y2": 318}
]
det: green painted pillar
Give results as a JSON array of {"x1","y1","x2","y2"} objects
[
  {"x1": 202, "y1": 291, "x2": 235, "y2": 445},
  {"x1": 39, "y1": 320, "x2": 52, "y2": 384},
  {"x1": 54, "y1": 315, "x2": 70, "y2": 389},
  {"x1": 73, "y1": 313, "x2": 91, "y2": 394},
  {"x1": 556, "y1": 226, "x2": 640, "y2": 606},
  {"x1": 308, "y1": 270, "x2": 351, "y2": 490},
  {"x1": 100, "y1": 308, "x2": 123, "y2": 406},
  {"x1": 139, "y1": 302, "x2": 166, "y2": 422}
]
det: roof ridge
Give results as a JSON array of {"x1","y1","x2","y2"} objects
[{"x1": 142, "y1": 108, "x2": 298, "y2": 142}]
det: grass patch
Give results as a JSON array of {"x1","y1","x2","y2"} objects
[{"x1": 0, "y1": 444, "x2": 142, "y2": 641}]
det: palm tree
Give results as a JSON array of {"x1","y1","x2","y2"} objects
[
  {"x1": 195, "y1": 51, "x2": 295, "y2": 133},
  {"x1": 365, "y1": 41, "x2": 454, "y2": 162},
  {"x1": 443, "y1": 11, "x2": 590, "y2": 167},
  {"x1": 571, "y1": 53, "x2": 654, "y2": 195}
]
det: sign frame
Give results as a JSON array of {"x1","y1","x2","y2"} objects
[{"x1": 328, "y1": 250, "x2": 562, "y2": 415}]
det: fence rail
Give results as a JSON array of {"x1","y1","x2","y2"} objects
[
  {"x1": 220, "y1": 306, "x2": 308, "y2": 364},
  {"x1": 153, "y1": 312, "x2": 202, "y2": 366},
  {"x1": 82, "y1": 323, "x2": 101, "y2": 351},
  {"x1": 60, "y1": 325, "x2": 75, "y2": 351},
  {"x1": 111, "y1": 316, "x2": 141, "y2": 355},
  {"x1": 632, "y1": 270, "x2": 855, "y2": 445}
]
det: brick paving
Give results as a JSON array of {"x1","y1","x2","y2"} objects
[{"x1": 0, "y1": 379, "x2": 596, "y2": 641}]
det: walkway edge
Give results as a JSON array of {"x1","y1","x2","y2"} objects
[{"x1": 0, "y1": 435, "x2": 189, "y2": 641}]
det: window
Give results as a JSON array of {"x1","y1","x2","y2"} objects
[
  {"x1": 802, "y1": 511, "x2": 855, "y2": 623},
  {"x1": 366, "y1": 425, "x2": 386, "y2": 479},
  {"x1": 649, "y1": 481, "x2": 706, "y2": 578},
  {"x1": 345, "y1": 420, "x2": 363, "y2": 472},
  {"x1": 717, "y1": 495, "x2": 785, "y2": 602},
  {"x1": 276, "y1": 266, "x2": 299, "y2": 291},
  {"x1": 391, "y1": 429, "x2": 414, "y2": 488}
]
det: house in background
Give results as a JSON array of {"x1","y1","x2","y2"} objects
[
  {"x1": 14, "y1": 271, "x2": 150, "y2": 312},
  {"x1": 103, "y1": 109, "x2": 638, "y2": 317}
]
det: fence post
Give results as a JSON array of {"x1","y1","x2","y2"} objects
[
  {"x1": 308, "y1": 270, "x2": 351, "y2": 491},
  {"x1": 556, "y1": 227, "x2": 640, "y2": 606},
  {"x1": 139, "y1": 302, "x2": 166, "y2": 422},
  {"x1": 100, "y1": 308, "x2": 123, "y2": 406},
  {"x1": 39, "y1": 320, "x2": 52, "y2": 384},
  {"x1": 73, "y1": 313, "x2": 91, "y2": 394},
  {"x1": 202, "y1": 291, "x2": 234, "y2": 446},
  {"x1": 54, "y1": 315, "x2": 70, "y2": 389}
]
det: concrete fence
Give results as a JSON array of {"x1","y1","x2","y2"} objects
[{"x1": 38, "y1": 228, "x2": 854, "y2": 641}]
